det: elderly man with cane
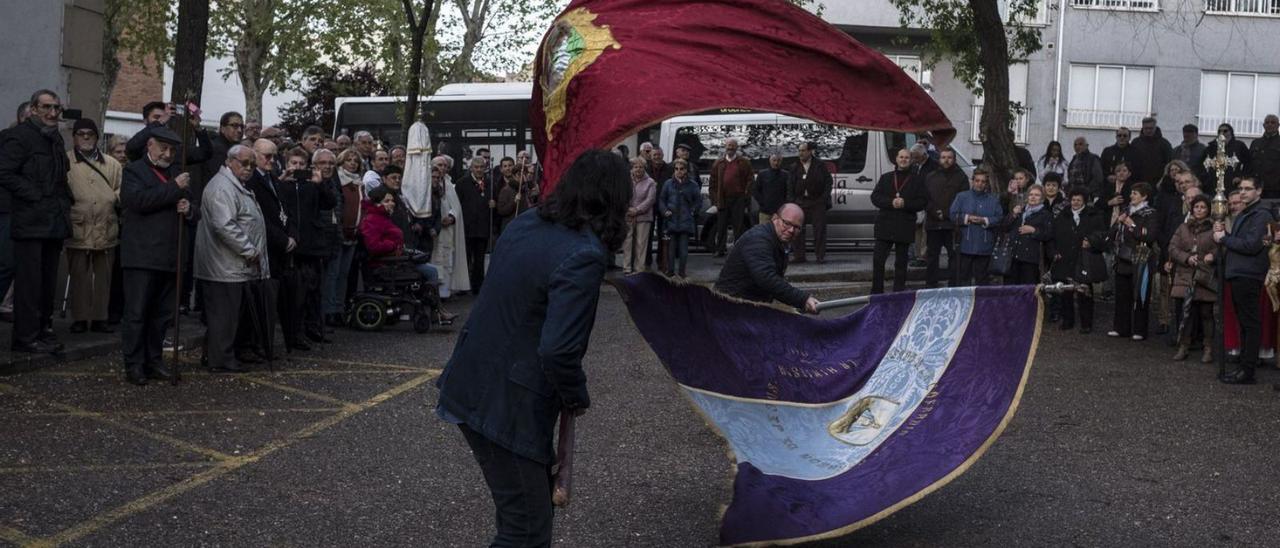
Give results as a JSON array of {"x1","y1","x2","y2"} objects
[
  {"x1": 436, "y1": 150, "x2": 631, "y2": 546},
  {"x1": 119, "y1": 127, "x2": 193, "y2": 385},
  {"x1": 195, "y1": 145, "x2": 268, "y2": 373}
]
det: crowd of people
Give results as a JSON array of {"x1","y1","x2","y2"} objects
[{"x1": 0, "y1": 90, "x2": 544, "y2": 385}]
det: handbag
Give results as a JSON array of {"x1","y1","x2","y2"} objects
[
  {"x1": 1073, "y1": 250, "x2": 1109, "y2": 284},
  {"x1": 988, "y1": 234, "x2": 1013, "y2": 276}
]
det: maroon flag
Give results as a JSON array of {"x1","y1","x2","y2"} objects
[{"x1": 531, "y1": 0, "x2": 956, "y2": 191}]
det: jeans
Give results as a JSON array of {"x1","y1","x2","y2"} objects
[
  {"x1": 667, "y1": 232, "x2": 690, "y2": 275},
  {"x1": 324, "y1": 244, "x2": 356, "y2": 315},
  {"x1": 414, "y1": 263, "x2": 441, "y2": 285},
  {"x1": 460, "y1": 425, "x2": 553, "y2": 548}
]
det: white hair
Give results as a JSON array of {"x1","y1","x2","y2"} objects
[
  {"x1": 640, "y1": 141, "x2": 654, "y2": 151},
  {"x1": 354, "y1": 130, "x2": 373, "y2": 141},
  {"x1": 226, "y1": 144, "x2": 251, "y2": 163},
  {"x1": 312, "y1": 148, "x2": 335, "y2": 163}
]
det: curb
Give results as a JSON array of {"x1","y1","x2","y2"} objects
[{"x1": 1, "y1": 332, "x2": 207, "y2": 376}]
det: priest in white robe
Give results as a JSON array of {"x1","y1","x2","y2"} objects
[{"x1": 430, "y1": 158, "x2": 471, "y2": 298}]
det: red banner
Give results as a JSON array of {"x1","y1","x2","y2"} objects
[{"x1": 531, "y1": 0, "x2": 957, "y2": 191}]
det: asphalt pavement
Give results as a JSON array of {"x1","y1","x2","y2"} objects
[{"x1": 2, "y1": 279, "x2": 1280, "y2": 547}]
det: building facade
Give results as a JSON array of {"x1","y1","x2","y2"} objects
[
  {"x1": 825, "y1": 0, "x2": 1280, "y2": 169},
  {"x1": 0, "y1": 0, "x2": 106, "y2": 128}
]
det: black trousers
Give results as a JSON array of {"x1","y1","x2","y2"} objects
[
  {"x1": 1113, "y1": 270, "x2": 1150, "y2": 337},
  {"x1": 792, "y1": 204, "x2": 828, "y2": 261},
  {"x1": 1009, "y1": 260, "x2": 1040, "y2": 285},
  {"x1": 1230, "y1": 277, "x2": 1263, "y2": 370},
  {"x1": 872, "y1": 239, "x2": 910, "y2": 294},
  {"x1": 298, "y1": 256, "x2": 325, "y2": 339},
  {"x1": 713, "y1": 195, "x2": 749, "y2": 253},
  {"x1": 466, "y1": 236, "x2": 488, "y2": 294},
  {"x1": 120, "y1": 268, "x2": 175, "y2": 375},
  {"x1": 924, "y1": 229, "x2": 955, "y2": 288},
  {"x1": 955, "y1": 253, "x2": 991, "y2": 287},
  {"x1": 11, "y1": 239, "x2": 62, "y2": 346},
  {"x1": 1060, "y1": 291, "x2": 1094, "y2": 329},
  {"x1": 460, "y1": 425, "x2": 553, "y2": 548},
  {"x1": 201, "y1": 280, "x2": 247, "y2": 370},
  {"x1": 275, "y1": 267, "x2": 303, "y2": 347}
]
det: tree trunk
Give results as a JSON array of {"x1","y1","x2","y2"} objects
[
  {"x1": 969, "y1": 0, "x2": 1016, "y2": 194},
  {"x1": 402, "y1": 1, "x2": 434, "y2": 137},
  {"x1": 171, "y1": 0, "x2": 211, "y2": 105},
  {"x1": 446, "y1": 0, "x2": 488, "y2": 83},
  {"x1": 234, "y1": 0, "x2": 273, "y2": 124}
]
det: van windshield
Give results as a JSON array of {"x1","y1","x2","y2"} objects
[{"x1": 674, "y1": 123, "x2": 867, "y2": 174}]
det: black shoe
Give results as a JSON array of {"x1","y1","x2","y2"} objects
[
  {"x1": 38, "y1": 327, "x2": 57, "y2": 344},
  {"x1": 236, "y1": 351, "x2": 264, "y2": 364},
  {"x1": 325, "y1": 314, "x2": 344, "y2": 327},
  {"x1": 288, "y1": 340, "x2": 312, "y2": 351},
  {"x1": 304, "y1": 330, "x2": 330, "y2": 344},
  {"x1": 1059, "y1": 323, "x2": 1074, "y2": 331},
  {"x1": 1080, "y1": 327, "x2": 1092, "y2": 334},
  {"x1": 145, "y1": 365, "x2": 175, "y2": 381},
  {"x1": 126, "y1": 374, "x2": 148, "y2": 386},
  {"x1": 11, "y1": 340, "x2": 63, "y2": 354},
  {"x1": 90, "y1": 321, "x2": 115, "y2": 334},
  {"x1": 179, "y1": 305, "x2": 190, "y2": 316},
  {"x1": 69, "y1": 321, "x2": 88, "y2": 334},
  {"x1": 1218, "y1": 369, "x2": 1257, "y2": 385}
]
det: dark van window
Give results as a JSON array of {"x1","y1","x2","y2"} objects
[{"x1": 675, "y1": 122, "x2": 864, "y2": 173}]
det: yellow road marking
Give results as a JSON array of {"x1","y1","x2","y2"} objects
[
  {"x1": 0, "y1": 525, "x2": 38, "y2": 545},
  {"x1": 25, "y1": 371, "x2": 439, "y2": 548},
  {"x1": 287, "y1": 357, "x2": 435, "y2": 371},
  {"x1": 0, "y1": 462, "x2": 214, "y2": 475},
  {"x1": 239, "y1": 377, "x2": 359, "y2": 410},
  {"x1": 35, "y1": 401, "x2": 232, "y2": 463},
  {"x1": 36, "y1": 369, "x2": 420, "y2": 378},
  {"x1": 21, "y1": 407, "x2": 343, "y2": 418}
]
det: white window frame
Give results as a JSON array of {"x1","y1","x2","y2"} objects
[
  {"x1": 971, "y1": 63, "x2": 1030, "y2": 145},
  {"x1": 885, "y1": 54, "x2": 932, "y2": 91},
  {"x1": 1064, "y1": 64, "x2": 1154, "y2": 129},
  {"x1": 1070, "y1": 0, "x2": 1160, "y2": 12},
  {"x1": 1197, "y1": 70, "x2": 1280, "y2": 137},
  {"x1": 1001, "y1": 0, "x2": 1052, "y2": 26},
  {"x1": 1205, "y1": 0, "x2": 1280, "y2": 17}
]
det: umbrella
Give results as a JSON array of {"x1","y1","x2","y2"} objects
[{"x1": 402, "y1": 122, "x2": 434, "y2": 219}]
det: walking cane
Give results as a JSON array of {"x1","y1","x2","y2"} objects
[
  {"x1": 551, "y1": 412, "x2": 577, "y2": 507},
  {"x1": 172, "y1": 101, "x2": 192, "y2": 385}
]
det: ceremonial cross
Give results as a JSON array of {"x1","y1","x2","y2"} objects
[{"x1": 1206, "y1": 132, "x2": 1238, "y2": 221}]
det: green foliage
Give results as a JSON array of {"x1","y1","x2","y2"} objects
[
  {"x1": 277, "y1": 64, "x2": 394, "y2": 136},
  {"x1": 888, "y1": 0, "x2": 1043, "y2": 93},
  {"x1": 207, "y1": 0, "x2": 327, "y2": 96}
]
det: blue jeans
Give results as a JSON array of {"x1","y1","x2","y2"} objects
[
  {"x1": 414, "y1": 262, "x2": 440, "y2": 285},
  {"x1": 0, "y1": 212, "x2": 12, "y2": 299},
  {"x1": 668, "y1": 233, "x2": 690, "y2": 274},
  {"x1": 323, "y1": 244, "x2": 356, "y2": 315},
  {"x1": 460, "y1": 425, "x2": 553, "y2": 548}
]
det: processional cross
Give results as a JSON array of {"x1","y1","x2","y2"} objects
[{"x1": 1205, "y1": 132, "x2": 1239, "y2": 222}]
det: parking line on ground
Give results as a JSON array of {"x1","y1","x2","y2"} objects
[
  {"x1": 0, "y1": 525, "x2": 38, "y2": 545},
  {"x1": 0, "y1": 462, "x2": 215, "y2": 475},
  {"x1": 21, "y1": 407, "x2": 344, "y2": 419},
  {"x1": 238, "y1": 377, "x2": 359, "y2": 410},
  {"x1": 36, "y1": 400, "x2": 233, "y2": 463},
  {"x1": 23, "y1": 371, "x2": 440, "y2": 548},
  {"x1": 288, "y1": 357, "x2": 436, "y2": 371}
]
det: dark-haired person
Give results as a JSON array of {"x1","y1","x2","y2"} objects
[
  {"x1": 1214, "y1": 177, "x2": 1273, "y2": 384},
  {"x1": 1050, "y1": 187, "x2": 1106, "y2": 333},
  {"x1": 0, "y1": 90, "x2": 73, "y2": 354},
  {"x1": 1195, "y1": 124, "x2": 1251, "y2": 193},
  {"x1": 923, "y1": 148, "x2": 968, "y2": 287},
  {"x1": 790, "y1": 142, "x2": 832, "y2": 263},
  {"x1": 1036, "y1": 140, "x2": 1068, "y2": 182},
  {"x1": 435, "y1": 149, "x2": 631, "y2": 547},
  {"x1": 1168, "y1": 194, "x2": 1217, "y2": 362},
  {"x1": 1108, "y1": 182, "x2": 1160, "y2": 341},
  {"x1": 871, "y1": 148, "x2": 928, "y2": 294},
  {"x1": 360, "y1": 186, "x2": 455, "y2": 323},
  {"x1": 1172, "y1": 124, "x2": 1205, "y2": 167},
  {"x1": 1250, "y1": 114, "x2": 1280, "y2": 197}
]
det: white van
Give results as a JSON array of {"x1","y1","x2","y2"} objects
[{"x1": 657, "y1": 112, "x2": 972, "y2": 244}]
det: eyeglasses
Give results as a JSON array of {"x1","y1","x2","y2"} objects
[
  {"x1": 73, "y1": 130, "x2": 96, "y2": 138},
  {"x1": 778, "y1": 217, "x2": 802, "y2": 231},
  {"x1": 34, "y1": 102, "x2": 63, "y2": 113}
]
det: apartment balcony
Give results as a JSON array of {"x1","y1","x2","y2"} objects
[
  {"x1": 1064, "y1": 108, "x2": 1148, "y2": 129},
  {"x1": 1206, "y1": 0, "x2": 1280, "y2": 16},
  {"x1": 1197, "y1": 114, "x2": 1267, "y2": 137},
  {"x1": 1070, "y1": 0, "x2": 1159, "y2": 11},
  {"x1": 971, "y1": 104, "x2": 1030, "y2": 145}
]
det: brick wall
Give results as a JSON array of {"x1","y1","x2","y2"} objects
[{"x1": 108, "y1": 52, "x2": 162, "y2": 115}]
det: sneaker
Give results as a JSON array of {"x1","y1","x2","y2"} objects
[
  {"x1": 163, "y1": 337, "x2": 185, "y2": 352},
  {"x1": 1261, "y1": 348, "x2": 1275, "y2": 360},
  {"x1": 1107, "y1": 331, "x2": 1121, "y2": 337},
  {"x1": 1132, "y1": 334, "x2": 1145, "y2": 341}
]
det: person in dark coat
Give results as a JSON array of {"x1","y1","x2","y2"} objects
[
  {"x1": 1101, "y1": 127, "x2": 1135, "y2": 182},
  {"x1": 1250, "y1": 115, "x2": 1280, "y2": 198},
  {"x1": 1108, "y1": 182, "x2": 1160, "y2": 341},
  {"x1": 715, "y1": 203, "x2": 818, "y2": 312},
  {"x1": 1128, "y1": 117, "x2": 1173, "y2": 186},
  {"x1": 454, "y1": 156, "x2": 494, "y2": 293},
  {"x1": 1068, "y1": 136, "x2": 1106, "y2": 201},
  {"x1": 1001, "y1": 184, "x2": 1054, "y2": 285},
  {"x1": 0, "y1": 90, "x2": 73, "y2": 354},
  {"x1": 287, "y1": 148, "x2": 338, "y2": 344},
  {"x1": 434, "y1": 150, "x2": 631, "y2": 547},
  {"x1": 118, "y1": 126, "x2": 194, "y2": 385},
  {"x1": 1050, "y1": 187, "x2": 1107, "y2": 333},
  {"x1": 871, "y1": 148, "x2": 928, "y2": 294},
  {"x1": 753, "y1": 153, "x2": 790, "y2": 224},
  {"x1": 1015, "y1": 144, "x2": 1037, "y2": 180},
  {"x1": 1214, "y1": 177, "x2": 1273, "y2": 384},
  {"x1": 660, "y1": 159, "x2": 701, "y2": 278},
  {"x1": 247, "y1": 139, "x2": 306, "y2": 351},
  {"x1": 923, "y1": 149, "x2": 968, "y2": 287},
  {"x1": 789, "y1": 143, "x2": 832, "y2": 262},
  {"x1": 1196, "y1": 124, "x2": 1252, "y2": 193}
]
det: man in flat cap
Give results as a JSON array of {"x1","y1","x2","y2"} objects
[{"x1": 119, "y1": 126, "x2": 195, "y2": 385}]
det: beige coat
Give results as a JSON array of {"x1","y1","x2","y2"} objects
[{"x1": 65, "y1": 151, "x2": 122, "y2": 250}]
